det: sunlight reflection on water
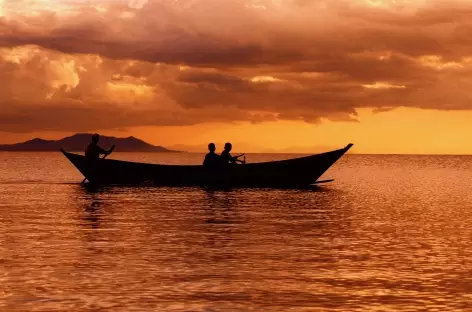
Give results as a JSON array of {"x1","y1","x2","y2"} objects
[{"x1": 1, "y1": 153, "x2": 472, "y2": 311}]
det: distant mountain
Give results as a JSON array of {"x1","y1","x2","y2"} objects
[{"x1": 0, "y1": 133, "x2": 179, "y2": 152}]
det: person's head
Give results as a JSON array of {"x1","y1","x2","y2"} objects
[
  {"x1": 91, "y1": 133, "x2": 100, "y2": 144},
  {"x1": 224, "y1": 142, "x2": 232, "y2": 152},
  {"x1": 208, "y1": 142, "x2": 216, "y2": 152}
]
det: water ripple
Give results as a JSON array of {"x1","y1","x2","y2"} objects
[{"x1": 1, "y1": 153, "x2": 472, "y2": 311}]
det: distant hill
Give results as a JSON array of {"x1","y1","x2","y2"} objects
[{"x1": 0, "y1": 133, "x2": 179, "y2": 152}]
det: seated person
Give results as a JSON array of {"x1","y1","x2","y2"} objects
[
  {"x1": 203, "y1": 143, "x2": 221, "y2": 167},
  {"x1": 221, "y1": 142, "x2": 245, "y2": 164},
  {"x1": 85, "y1": 133, "x2": 114, "y2": 160}
]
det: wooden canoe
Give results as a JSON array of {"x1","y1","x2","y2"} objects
[{"x1": 60, "y1": 143, "x2": 353, "y2": 188}]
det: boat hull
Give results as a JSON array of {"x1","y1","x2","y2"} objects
[{"x1": 60, "y1": 144, "x2": 353, "y2": 188}]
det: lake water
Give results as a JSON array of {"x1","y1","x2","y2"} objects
[{"x1": 1, "y1": 152, "x2": 472, "y2": 311}]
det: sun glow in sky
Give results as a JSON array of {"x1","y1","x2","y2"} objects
[{"x1": 1, "y1": 0, "x2": 472, "y2": 153}]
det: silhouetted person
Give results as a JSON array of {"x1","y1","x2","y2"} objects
[
  {"x1": 221, "y1": 142, "x2": 245, "y2": 164},
  {"x1": 203, "y1": 143, "x2": 223, "y2": 187},
  {"x1": 203, "y1": 143, "x2": 221, "y2": 167},
  {"x1": 85, "y1": 133, "x2": 114, "y2": 160}
]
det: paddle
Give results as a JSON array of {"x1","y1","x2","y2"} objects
[{"x1": 81, "y1": 145, "x2": 115, "y2": 184}]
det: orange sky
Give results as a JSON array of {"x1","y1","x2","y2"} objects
[{"x1": 0, "y1": 0, "x2": 471, "y2": 154}]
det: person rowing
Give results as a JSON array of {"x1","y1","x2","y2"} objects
[
  {"x1": 85, "y1": 133, "x2": 115, "y2": 160},
  {"x1": 221, "y1": 142, "x2": 245, "y2": 164},
  {"x1": 82, "y1": 133, "x2": 115, "y2": 184}
]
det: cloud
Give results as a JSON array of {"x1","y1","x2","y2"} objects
[
  {"x1": 0, "y1": 101, "x2": 275, "y2": 132},
  {"x1": 2, "y1": 0, "x2": 470, "y2": 64},
  {"x1": 0, "y1": 0, "x2": 471, "y2": 132}
]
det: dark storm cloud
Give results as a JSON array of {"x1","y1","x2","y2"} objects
[{"x1": 0, "y1": 0, "x2": 471, "y2": 132}]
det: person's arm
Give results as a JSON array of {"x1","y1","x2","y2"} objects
[
  {"x1": 98, "y1": 145, "x2": 115, "y2": 156},
  {"x1": 97, "y1": 146, "x2": 108, "y2": 155},
  {"x1": 226, "y1": 154, "x2": 237, "y2": 164},
  {"x1": 107, "y1": 145, "x2": 116, "y2": 155},
  {"x1": 231, "y1": 153, "x2": 245, "y2": 164}
]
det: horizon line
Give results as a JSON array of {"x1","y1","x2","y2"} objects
[
  {"x1": 1, "y1": 150, "x2": 472, "y2": 156},
  {"x1": 0, "y1": 133, "x2": 470, "y2": 156}
]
